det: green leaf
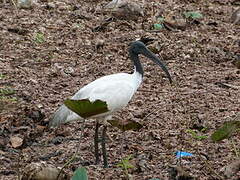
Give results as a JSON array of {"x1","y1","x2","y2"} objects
[
  {"x1": 0, "y1": 87, "x2": 15, "y2": 96},
  {"x1": 64, "y1": 99, "x2": 109, "y2": 119},
  {"x1": 117, "y1": 155, "x2": 135, "y2": 170},
  {"x1": 153, "y1": 23, "x2": 164, "y2": 30},
  {"x1": 34, "y1": 32, "x2": 45, "y2": 43},
  {"x1": 196, "y1": 135, "x2": 207, "y2": 140},
  {"x1": 186, "y1": 129, "x2": 208, "y2": 140},
  {"x1": 183, "y1": 11, "x2": 203, "y2": 19},
  {"x1": 211, "y1": 121, "x2": 240, "y2": 142},
  {"x1": 0, "y1": 74, "x2": 6, "y2": 80},
  {"x1": 107, "y1": 119, "x2": 143, "y2": 131},
  {"x1": 71, "y1": 167, "x2": 88, "y2": 180}
]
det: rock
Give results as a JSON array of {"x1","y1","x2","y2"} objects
[
  {"x1": 17, "y1": 0, "x2": 34, "y2": 9},
  {"x1": 46, "y1": 2, "x2": 56, "y2": 9},
  {"x1": 21, "y1": 162, "x2": 68, "y2": 180},
  {"x1": 104, "y1": 0, "x2": 144, "y2": 21}
]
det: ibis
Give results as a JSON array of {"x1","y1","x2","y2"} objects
[{"x1": 49, "y1": 41, "x2": 172, "y2": 168}]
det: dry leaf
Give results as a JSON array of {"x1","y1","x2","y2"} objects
[
  {"x1": 230, "y1": 8, "x2": 240, "y2": 24},
  {"x1": 10, "y1": 136, "x2": 23, "y2": 148},
  {"x1": 147, "y1": 41, "x2": 162, "y2": 54},
  {"x1": 36, "y1": 125, "x2": 46, "y2": 132},
  {"x1": 107, "y1": 119, "x2": 143, "y2": 131},
  {"x1": 104, "y1": 0, "x2": 124, "y2": 9},
  {"x1": 163, "y1": 19, "x2": 187, "y2": 31},
  {"x1": 232, "y1": 55, "x2": 240, "y2": 69}
]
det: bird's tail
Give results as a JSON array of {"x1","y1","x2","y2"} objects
[{"x1": 49, "y1": 104, "x2": 83, "y2": 127}]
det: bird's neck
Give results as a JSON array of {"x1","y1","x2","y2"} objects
[
  {"x1": 129, "y1": 51, "x2": 144, "y2": 77},
  {"x1": 129, "y1": 51, "x2": 143, "y2": 90},
  {"x1": 132, "y1": 69, "x2": 143, "y2": 91}
]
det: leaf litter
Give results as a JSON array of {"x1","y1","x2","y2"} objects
[{"x1": 0, "y1": 0, "x2": 240, "y2": 179}]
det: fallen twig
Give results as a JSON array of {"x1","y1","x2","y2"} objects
[{"x1": 215, "y1": 82, "x2": 240, "y2": 90}]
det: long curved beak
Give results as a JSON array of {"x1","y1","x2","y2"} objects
[{"x1": 142, "y1": 48, "x2": 172, "y2": 83}]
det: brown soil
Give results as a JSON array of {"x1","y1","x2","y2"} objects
[{"x1": 0, "y1": 0, "x2": 240, "y2": 179}]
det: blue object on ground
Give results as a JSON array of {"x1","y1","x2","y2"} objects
[{"x1": 176, "y1": 151, "x2": 193, "y2": 159}]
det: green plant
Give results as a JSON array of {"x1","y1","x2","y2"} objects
[
  {"x1": 73, "y1": 23, "x2": 82, "y2": 28},
  {"x1": 183, "y1": 11, "x2": 203, "y2": 19},
  {"x1": 117, "y1": 155, "x2": 135, "y2": 179},
  {"x1": 186, "y1": 129, "x2": 208, "y2": 140},
  {"x1": 153, "y1": 23, "x2": 164, "y2": 30},
  {"x1": 34, "y1": 32, "x2": 45, "y2": 43},
  {"x1": 0, "y1": 74, "x2": 6, "y2": 79},
  {"x1": 153, "y1": 17, "x2": 165, "y2": 30},
  {"x1": 71, "y1": 167, "x2": 88, "y2": 180},
  {"x1": 211, "y1": 119, "x2": 240, "y2": 142},
  {"x1": 0, "y1": 87, "x2": 15, "y2": 96},
  {"x1": 0, "y1": 87, "x2": 17, "y2": 102}
]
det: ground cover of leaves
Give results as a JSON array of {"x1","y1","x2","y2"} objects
[{"x1": 0, "y1": 0, "x2": 240, "y2": 179}]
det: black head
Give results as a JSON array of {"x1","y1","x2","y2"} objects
[
  {"x1": 129, "y1": 41, "x2": 149, "y2": 55},
  {"x1": 129, "y1": 41, "x2": 172, "y2": 83}
]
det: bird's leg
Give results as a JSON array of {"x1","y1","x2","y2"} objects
[
  {"x1": 94, "y1": 121, "x2": 100, "y2": 164},
  {"x1": 101, "y1": 125, "x2": 108, "y2": 168}
]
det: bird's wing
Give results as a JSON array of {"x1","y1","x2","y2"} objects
[
  {"x1": 49, "y1": 73, "x2": 138, "y2": 127},
  {"x1": 73, "y1": 73, "x2": 137, "y2": 112}
]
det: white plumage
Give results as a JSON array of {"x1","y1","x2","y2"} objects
[
  {"x1": 49, "y1": 41, "x2": 172, "y2": 167},
  {"x1": 50, "y1": 71, "x2": 142, "y2": 126}
]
